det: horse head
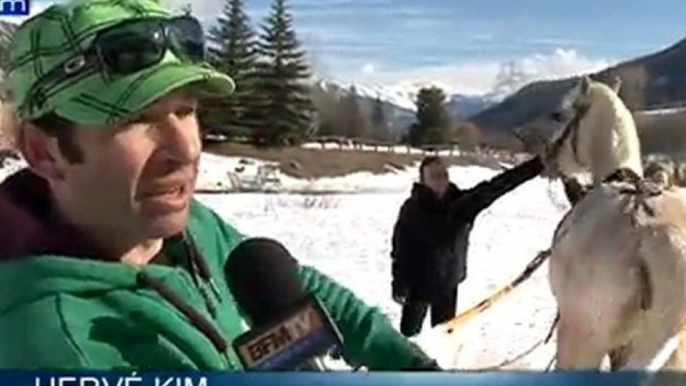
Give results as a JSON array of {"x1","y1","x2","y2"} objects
[{"x1": 542, "y1": 75, "x2": 641, "y2": 185}]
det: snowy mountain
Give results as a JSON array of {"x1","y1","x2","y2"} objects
[
  {"x1": 472, "y1": 37, "x2": 686, "y2": 141},
  {"x1": 446, "y1": 94, "x2": 499, "y2": 120},
  {"x1": 313, "y1": 79, "x2": 499, "y2": 138},
  {"x1": 312, "y1": 50, "x2": 597, "y2": 127},
  {"x1": 324, "y1": 80, "x2": 498, "y2": 119},
  {"x1": 311, "y1": 80, "x2": 415, "y2": 138},
  {"x1": 346, "y1": 83, "x2": 417, "y2": 112}
]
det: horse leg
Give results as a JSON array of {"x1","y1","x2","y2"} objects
[{"x1": 555, "y1": 314, "x2": 606, "y2": 370}]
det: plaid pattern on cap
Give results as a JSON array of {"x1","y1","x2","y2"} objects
[{"x1": 8, "y1": 0, "x2": 235, "y2": 126}]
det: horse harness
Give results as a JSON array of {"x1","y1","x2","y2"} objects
[
  {"x1": 549, "y1": 99, "x2": 666, "y2": 213},
  {"x1": 566, "y1": 168, "x2": 665, "y2": 216},
  {"x1": 547, "y1": 102, "x2": 592, "y2": 169}
]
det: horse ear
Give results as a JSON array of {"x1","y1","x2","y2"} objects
[
  {"x1": 579, "y1": 75, "x2": 592, "y2": 94},
  {"x1": 610, "y1": 76, "x2": 622, "y2": 94}
]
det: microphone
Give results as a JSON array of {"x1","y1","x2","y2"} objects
[{"x1": 225, "y1": 237, "x2": 344, "y2": 371}]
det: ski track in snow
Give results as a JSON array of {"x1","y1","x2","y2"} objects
[{"x1": 1, "y1": 153, "x2": 571, "y2": 371}]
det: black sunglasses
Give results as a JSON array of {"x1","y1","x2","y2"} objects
[{"x1": 25, "y1": 16, "x2": 206, "y2": 114}]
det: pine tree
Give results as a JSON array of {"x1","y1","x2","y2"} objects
[
  {"x1": 200, "y1": 0, "x2": 258, "y2": 138},
  {"x1": 340, "y1": 85, "x2": 368, "y2": 139},
  {"x1": 408, "y1": 86, "x2": 452, "y2": 146},
  {"x1": 309, "y1": 82, "x2": 341, "y2": 137},
  {"x1": 370, "y1": 95, "x2": 389, "y2": 140},
  {"x1": 251, "y1": 0, "x2": 314, "y2": 146},
  {"x1": 454, "y1": 122, "x2": 481, "y2": 151}
]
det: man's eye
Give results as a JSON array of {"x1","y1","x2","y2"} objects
[
  {"x1": 114, "y1": 115, "x2": 150, "y2": 132},
  {"x1": 176, "y1": 105, "x2": 197, "y2": 118},
  {"x1": 133, "y1": 116, "x2": 152, "y2": 124}
]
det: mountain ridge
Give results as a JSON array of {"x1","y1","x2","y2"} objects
[
  {"x1": 471, "y1": 36, "x2": 686, "y2": 145},
  {"x1": 312, "y1": 79, "x2": 499, "y2": 138}
]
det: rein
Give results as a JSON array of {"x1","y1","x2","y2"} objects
[{"x1": 546, "y1": 104, "x2": 591, "y2": 176}]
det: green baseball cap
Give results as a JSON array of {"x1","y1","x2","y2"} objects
[{"x1": 8, "y1": 0, "x2": 235, "y2": 126}]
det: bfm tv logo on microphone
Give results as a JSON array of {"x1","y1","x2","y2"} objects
[
  {"x1": 0, "y1": 0, "x2": 29, "y2": 16},
  {"x1": 234, "y1": 300, "x2": 337, "y2": 369}
]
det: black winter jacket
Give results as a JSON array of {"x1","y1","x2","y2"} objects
[{"x1": 390, "y1": 156, "x2": 544, "y2": 302}]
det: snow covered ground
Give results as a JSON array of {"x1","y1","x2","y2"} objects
[
  {"x1": 0, "y1": 152, "x2": 571, "y2": 371},
  {"x1": 197, "y1": 152, "x2": 424, "y2": 194},
  {"x1": 636, "y1": 106, "x2": 686, "y2": 116}
]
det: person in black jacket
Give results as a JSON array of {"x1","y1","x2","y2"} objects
[{"x1": 391, "y1": 155, "x2": 544, "y2": 337}]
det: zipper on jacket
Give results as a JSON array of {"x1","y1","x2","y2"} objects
[
  {"x1": 169, "y1": 266, "x2": 240, "y2": 368},
  {"x1": 135, "y1": 232, "x2": 239, "y2": 368},
  {"x1": 178, "y1": 232, "x2": 238, "y2": 368},
  {"x1": 181, "y1": 234, "x2": 224, "y2": 312}
]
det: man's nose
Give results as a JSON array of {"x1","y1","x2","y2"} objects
[{"x1": 158, "y1": 113, "x2": 201, "y2": 163}]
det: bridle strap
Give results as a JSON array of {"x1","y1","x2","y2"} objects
[{"x1": 546, "y1": 103, "x2": 591, "y2": 178}]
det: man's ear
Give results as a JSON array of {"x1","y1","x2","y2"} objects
[{"x1": 16, "y1": 121, "x2": 65, "y2": 181}]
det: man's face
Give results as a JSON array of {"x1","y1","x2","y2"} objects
[
  {"x1": 52, "y1": 91, "x2": 201, "y2": 240},
  {"x1": 422, "y1": 162, "x2": 449, "y2": 197}
]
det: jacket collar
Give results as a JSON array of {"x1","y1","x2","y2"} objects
[{"x1": 410, "y1": 182, "x2": 461, "y2": 210}]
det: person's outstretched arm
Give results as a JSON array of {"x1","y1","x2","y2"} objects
[{"x1": 449, "y1": 156, "x2": 544, "y2": 222}]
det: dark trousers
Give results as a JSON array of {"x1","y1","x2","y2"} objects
[{"x1": 399, "y1": 286, "x2": 458, "y2": 337}]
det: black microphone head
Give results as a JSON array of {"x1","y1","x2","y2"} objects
[{"x1": 225, "y1": 238, "x2": 307, "y2": 325}]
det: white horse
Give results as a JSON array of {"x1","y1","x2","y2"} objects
[{"x1": 543, "y1": 75, "x2": 686, "y2": 371}]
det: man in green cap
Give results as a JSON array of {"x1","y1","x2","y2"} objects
[{"x1": 0, "y1": 0, "x2": 438, "y2": 370}]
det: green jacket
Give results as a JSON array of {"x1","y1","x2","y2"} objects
[{"x1": 0, "y1": 170, "x2": 433, "y2": 370}]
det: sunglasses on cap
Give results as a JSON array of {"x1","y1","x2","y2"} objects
[{"x1": 24, "y1": 15, "x2": 206, "y2": 114}]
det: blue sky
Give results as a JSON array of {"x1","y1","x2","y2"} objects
[{"x1": 15, "y1": 0, "x2": 686, "y2": 95}]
